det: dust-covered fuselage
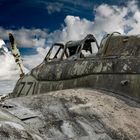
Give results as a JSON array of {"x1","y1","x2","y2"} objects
[{"x1": 10, "y1": 33, "x2": 140, "y2": 101}]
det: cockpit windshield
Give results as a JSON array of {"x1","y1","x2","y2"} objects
[
  {"x1": 44, "y1": 43, "x2": 65, "y2": 61},
  {"x1": 44, "y1": 43, "x2": 69, "y2": 62}
]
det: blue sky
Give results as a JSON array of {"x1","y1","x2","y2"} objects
[{"x1": 0, "y1": 0, "x2": 128, "y2": 31}]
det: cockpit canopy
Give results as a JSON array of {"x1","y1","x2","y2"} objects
[
  {"x1": 44, "y1": 34, "x2": 99, "y2": 62},
  {"x1": 44, "y1": 32, "x2": 140, "y2": 62}
]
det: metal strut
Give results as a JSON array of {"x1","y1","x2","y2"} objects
[{"x1": 9, "y1": 33, "x2": 25, "y2": 78}]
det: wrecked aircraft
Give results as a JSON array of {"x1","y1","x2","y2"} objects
[{"x1": 9, "y1": 32, "x2": 140, "y2": 102}]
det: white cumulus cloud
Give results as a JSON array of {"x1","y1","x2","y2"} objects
[{"x1": 47, "y1": 0, "x2": 140, "y2": 44}]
